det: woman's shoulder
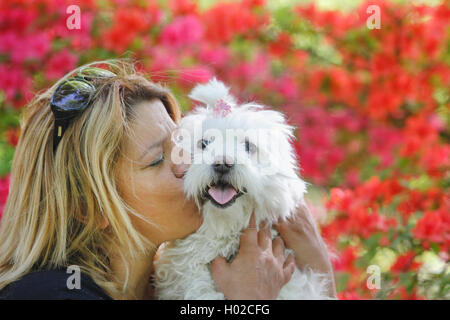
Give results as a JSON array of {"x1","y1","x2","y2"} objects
[{"x1": 0, "y1": 268, "x2": 112, "y2": 300}]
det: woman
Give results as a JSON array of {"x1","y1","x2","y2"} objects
[{"x1": 0, "y1": 60, "x2": 336, "y2": 299}]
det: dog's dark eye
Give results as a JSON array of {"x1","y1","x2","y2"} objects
[
  {"x1": 197, "y1": 139, "x2": 209, "y2": 150},
  {"x1": 245, "y1": 140, "x2": 256, "y2": 153}
]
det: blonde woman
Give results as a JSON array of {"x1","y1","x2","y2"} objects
[{"x1": 0, "y1": 61, "x2": 335, "y2": 299}]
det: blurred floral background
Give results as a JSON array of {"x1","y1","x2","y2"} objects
[{"x1": 0, "y1": 0, "x2": 449, "y2": 299}]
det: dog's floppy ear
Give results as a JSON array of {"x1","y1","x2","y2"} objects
[{"x1": 188, "y1": 77, "x2": 238, "y2": 110}]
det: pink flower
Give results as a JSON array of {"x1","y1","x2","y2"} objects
[
  {"x1": 277, "y1": 75, "x2": 298, "y2": 100},
  {"x1": 0, "y1": 175, "x2": 9, "y2": 204},
  {"x1": 0, "y1": 8, "x2": 36, "y2": 32},
  {"x1": 45, "y1": 50, "x2": 78, "y2": 80},
  {"x1": 145, "y1": 47, "x2": 180, "y2": 78},
  {"x1": 0, "y1": 64, "x2": 32, "y2": 106},
  {"x1": 12, "y1": 32, "x2": 51, "y2": 63},
  {"x1": 52, "y1": 12, "x2": 94, "y2": 50},
  {"x1": 0, "y1": 175, "x2": 10, "y2": 221},
  {"x1": 0, "y1": 31, "x2": 51, "y2": 63},
  {"x1": 178, "y1": 66, "x2": 214, "y2": 86},
  {"x1": 368, "y1": 126, "x2": 403, "y2": 167},
  {"x1": 331, "y1": 110, "x2": 365, "y2": 133},
  {"x1": 0, "y1": 31, "x2": 17, "y2": 54},
  {"x1": 198, "y1": 44, "x2": 229, "y2": 68},
  {"x1": 160, "y1": 15, "x2": 204, "y2": 48},
  {"x1": 227, "y1": 53, "x2": 269, "y2": 85}
]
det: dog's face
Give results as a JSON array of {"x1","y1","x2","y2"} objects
[{"x1": 173, "y1": 103, "x2": 306, "y2": 223}]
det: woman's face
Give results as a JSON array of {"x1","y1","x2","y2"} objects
[{"x1": 116, "y1": 99, "x2": 201, "y2": 246}]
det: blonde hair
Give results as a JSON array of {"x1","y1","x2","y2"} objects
[{"x1": 0, "y1": 60, "x2": 181, "y2": 298}]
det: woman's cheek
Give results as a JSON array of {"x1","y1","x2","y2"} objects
[{"x1": 160, "y1": 163, "x2": 186, "y2": 195}]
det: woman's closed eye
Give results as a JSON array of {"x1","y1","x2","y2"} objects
[
  {"x1": 144, "y1": 154, "x2": 164, "y2": 169},
  {"x1": 140, "y1": 135, "x2": 168, "y2": 169}
]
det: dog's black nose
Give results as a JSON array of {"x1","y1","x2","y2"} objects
[{"x1": 213, "y1": 157, "x2": 234, "y2": 174}]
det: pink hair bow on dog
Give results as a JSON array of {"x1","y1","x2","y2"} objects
[{"x1": 213, "y1": 99, "x2": 232, "y2": 117}]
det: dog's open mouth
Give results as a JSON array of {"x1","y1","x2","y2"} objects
[{"x1": 205, "y1": 182, "x2": 243, "y2": 208}]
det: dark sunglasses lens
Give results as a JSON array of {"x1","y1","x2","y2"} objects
[
  {"x1": 51, "y1": 80, "x2": 95, "y2": 113},
  {"x1": 78, "y1": 67, "x2": 115, "y2": 80}
]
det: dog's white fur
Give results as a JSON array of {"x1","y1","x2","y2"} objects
[{"x1": 154, "y1": 78, "x2": 331, "y2": 300}]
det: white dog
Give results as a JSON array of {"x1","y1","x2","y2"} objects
[{"x1": 154, "y1": 78, "x2": 331, "y2": 300}]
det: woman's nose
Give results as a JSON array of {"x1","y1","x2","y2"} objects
[
  {"x1": 169, "y1": 136, "x2": 191, "y2": 178},
  {"x1": 171, "y1": 163, "x2": 189, "y2": 179}
]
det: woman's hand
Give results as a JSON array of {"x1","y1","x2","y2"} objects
[
  {"x1": 210, "y1": 213, "x2": 295, "y2": 300},
  {"x1": 274, "y1": 202, "x2": 337, "y2": 298}
]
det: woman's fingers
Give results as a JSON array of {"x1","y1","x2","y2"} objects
[
  {"x1": 284, "y1": 254, "x2": 295, "y2": 268},
  {"x1": 249, "y1": 212, "x2": 257, "y2": 229},
  {"x1": 282, "y1": 254, "x2": 296, "y2": 284},
  {"x1": 240, "y1": 212, "x2": 258, "y2": 247},
  {"x1": 258, "y1": 221, "x2": 271, "y2": 250},
  {"x1": 272, "y1": 236, "x2": 285, "y2": 261},
  {"x1": 274, "y1": 205, "x2": 317, "y2": 249},
  {"x1": 210, "y1": 256, "x2": 232, "y2": 295},
  {"x1": 210, "y1": 256, "x2": 229, "y2": 278}
]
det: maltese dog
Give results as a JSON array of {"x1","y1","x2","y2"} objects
[{"x1": 154, "y1": 78, "x2": 331, "y2": 300}]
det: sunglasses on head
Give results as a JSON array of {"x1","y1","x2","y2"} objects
[{"x1": 50, "y1": 67, "x2": 116, "y2": 152}]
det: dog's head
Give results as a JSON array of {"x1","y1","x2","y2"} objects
[{"x1": 172, "y1": 78, "x2": 306, "y2": 225}]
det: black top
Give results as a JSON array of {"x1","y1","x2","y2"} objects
[{"x1": 0, "y1": 269, "x2": 112, "y2": 300}]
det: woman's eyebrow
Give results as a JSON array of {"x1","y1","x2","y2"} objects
[{"x1": 140, "y1": 135, "x2": 168, "y2": 160}]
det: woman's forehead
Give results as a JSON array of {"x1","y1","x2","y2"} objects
[
  {"x1": 134, "y1": 99, "x2": 175, "y2": 135},
  {"x1": 126, "y1": 99, "x2": 175, "y2": 154}
]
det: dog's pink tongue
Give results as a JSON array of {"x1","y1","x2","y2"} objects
[{"x1": 208, "y1": 186, "x2": 237, "y2": 205}]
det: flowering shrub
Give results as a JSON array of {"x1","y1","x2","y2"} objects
[{"x1": 0, "y1": 0, "x2": 448, "y2": 299}]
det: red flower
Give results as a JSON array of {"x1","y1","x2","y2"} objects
[
  {"x1": 412, "y1": 208, "x2": 450, "y2": 248},
  {"x1": 338, "y1": 290, "x2": 366, "y2": 300},
  {"x1": 202, "y1": 2, "x2": 268, "y2": 44},
  {"x1": 390, "y1": 251, "x2": 421, "y2": 272},
  {"x1": 168, "y1": 0, "x2": 198, "y2": 16},
  {"x1": 420, "y1": 145, "x2": 450, "y2": 178},
  {"x1": 103, "y1": 6, "x2": 161, "y2": 53},
  {"x1": 380, "y1": 236, "x2": 389, "y2": 246},
  {"x1": 268, "y1": 32, "x2": 292, "y2": 57},
  {"x1": 389, "y1": 286, "x2": 424, "y2": 300},
  {"x1": 5, "y1": 127, "x2": 20, "y2": 147},
  {"x1": 334, "y1": 246, "x2": 358, "y2": 273},
  {"x1": 401, "y1": 115, "x2": 439, "y2": 157}
]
